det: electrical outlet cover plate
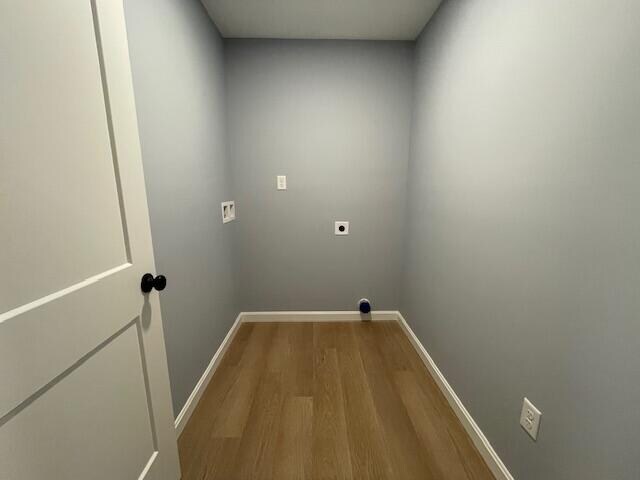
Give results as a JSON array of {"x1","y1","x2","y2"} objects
[
  {"x1": 520, "y1": 397, "x2": 542, "y2": 440},
  {"x1": 277, "y1": 175, "x2": 287, "y2": 190},
  {"x1": 335, "y1": 221, "x2": 349, "y2": 235}
]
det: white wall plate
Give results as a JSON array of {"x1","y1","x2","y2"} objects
[
  {"x1": 520, "y1": 397, "x2": 542, "y2": 440},
  {"x1": 335, "y1": 221, "x2": 349, "y2": 235}
]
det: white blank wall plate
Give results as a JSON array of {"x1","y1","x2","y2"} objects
[
  {"x1": 335, "y1": 221, "x2": 349, "y2": 235},
  {"x1": 277, "y1": 175, "x2": 287, "y2": 190},
  {"x1": 520, "y1": 397, "x2": 542, "y2": 440},
  {"x1": 221, "y1": 200, "x2": 236, "y2": 223}
]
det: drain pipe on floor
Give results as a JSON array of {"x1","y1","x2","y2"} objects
[{"x1": 359, "y1": 298, "x2": 372, "y2": 321}]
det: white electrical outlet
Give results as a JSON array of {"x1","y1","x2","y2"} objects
[
  {"x1": 335, "y1": 221, "x2": 349, "y2": 235},
  {"x1": 277, "y1": 175, "x2": 287, "y2": 190},
  {"x1": 520, "y1": 397, "x2": 542, "y2": 440}
]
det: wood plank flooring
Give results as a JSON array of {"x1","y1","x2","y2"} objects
[{"x1": 178, "y1": 321, "x2": 494, "y2": 480}]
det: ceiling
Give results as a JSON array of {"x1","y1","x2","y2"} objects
[{"x1": 201, "y1": 0, "x2": 442, "y2": 41}]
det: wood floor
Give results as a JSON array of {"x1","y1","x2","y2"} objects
[{"x1": 178, "y1": 321, "x2": 494, "y2": 480}]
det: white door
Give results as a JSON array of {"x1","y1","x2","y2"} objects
[{"x1": 0, "y1": 1, "x2": 180, "y2": 479}]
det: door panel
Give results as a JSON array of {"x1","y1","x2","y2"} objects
[
  {"x1": 0, "y1": 0, "x2": 128, "y2": 313},
  {"x1": 0, "y1": 324, "x2": 156, "y2": 479},
  {"x1": 0, "y1": 265, "x2": 138, "y2": 419},
  {"x1": 0, "y1": 1, "x2": 180, "y2": 478}
]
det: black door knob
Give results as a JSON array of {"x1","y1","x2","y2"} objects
[{"x1": 141, "y1": 273, "x2": 167, "y2": 293}]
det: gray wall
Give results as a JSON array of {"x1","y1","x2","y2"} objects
[
  {"x1": 225, "y1": 40, "x2": 414, "y2": 311},
  {"x1": 125, "y1": 0, "x2": 239, "y2": 417},
  {"x1": 401, "y1": 1, "x2": 640, "y2": 479}
]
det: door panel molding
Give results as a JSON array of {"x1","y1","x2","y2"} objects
[
  {"x1": 0, "y1": 263, "x2": 131, "y2": 325},
  {"x1": 0, "y1": 317, "x2": 138, "y2": 428},
  {"x1": 90, "y1": 0, "x2": 132, "y2": 262},
  {"x1": 0, "y1": 264, "x2": 138, "y2": 418}
]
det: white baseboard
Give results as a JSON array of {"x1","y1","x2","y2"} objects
[
  {"x1": 174, "y1": 312, "x2": 243, "y2": 436},
  {"x1": 395, "y1": 312, "x2": 514, "y2": 480},
  {"x1": 241, "y1": 310, "x2": 398, "y2": 322}
]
